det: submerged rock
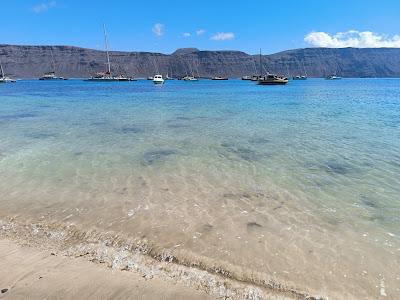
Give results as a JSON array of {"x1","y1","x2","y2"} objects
[
  {"x1": 247, "y1": 222, "x2": 262, "y2": 228},
  {"x1": 360, "y1": 195, "x2": 378, "y2": 208},
  {"x1": 118, "y1": 125, "x2": 145, "y2": 134},
  {"x1": 220, "y1": 142, "x2": 262, "y2": 162},
  {"x1": 141, "y1": 149, "x2": 178, "y2": 166}
]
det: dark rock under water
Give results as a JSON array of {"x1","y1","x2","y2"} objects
[{"x1": 141, "y1": 149, "x2": 178, "y2": 166}]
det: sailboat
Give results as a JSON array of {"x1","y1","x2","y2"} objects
[
  {"x1": 0, "y1": 63, "x2": 16, "y2": 83},
  {"x1": 292, "y1": 60, "x2": 307, "y2": 80},
  {"x1": 165, "y1": 67, "x2": 175, "y2": 80},
  {"x1": 86, "y1": 25, "x2": 134, "y2": 82},
  {"x1": 39, "y1": 49, "x2": 66, "y2": 80},
  {"x1": 257, "y1": 49, "x2": 288, "y2": 85},
  {"x1": 182, "y1": 59, "x2": 198, "y2": 81}
]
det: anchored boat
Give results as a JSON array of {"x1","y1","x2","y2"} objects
[
  {"x1": 85, "y1": 25, "x2": 134, "y2": 82},
  {"x1": 256, "y1": 49, "x2": 288, "y2": 85},
  {"x1": 153, "y1": 74, "x2": 164, "y2": 84},
  {"x1": 39, "y1": 71, "x2": 65, "y2": 80},
  {"x1": 182, "y1": 75, "x2": 198, "y2": 81},
  {"x1": 258, "y1": 74, "x2": 288, "y2": 85},
  {"x1": 39, "y1": 49, "x2": 67, "y2": 80},
  {"x1": 292, "y1": 75, "x2": 307, "y2": 80},
  {"x1": 325, "y1": 75, "x2": 342, "y2": 80},
  {"x1": 0, "y1": 64, "x2": 16, "y2": 83}
]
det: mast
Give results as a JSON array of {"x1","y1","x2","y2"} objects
[
  {"x1": 50, "y1": 48, "x2": 56, "y2": 73},
  {"x1": 259, "y1": 48, "x2": 262, "y2": 76},
  {"x1": 302, "y1": 60, "x2": 307, "y2": 76},
  {"x1": 0, "y1": 63, "x2": 4, "y2": 78},
  {"x1": 103, "y1": 24, "x2": 111, "y2": 75}
]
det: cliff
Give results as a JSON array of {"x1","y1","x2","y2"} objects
[{"x1": 1, "y1": 44, "x2": 400, "y2": 78}]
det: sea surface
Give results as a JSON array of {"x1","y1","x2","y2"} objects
[{"x1": 0, "y1": 79, "x2": 399, "y2": 298}]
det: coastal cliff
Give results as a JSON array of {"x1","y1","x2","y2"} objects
[{"x1": 1, "y1": 44, "x2": 400, "y2": 78}]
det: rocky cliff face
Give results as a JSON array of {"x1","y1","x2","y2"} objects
[{"x1": 1, "y1": 44, "x2": 400, "y2": 78}]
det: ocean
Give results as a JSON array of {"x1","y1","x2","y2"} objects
[{"x1": 0, "y1": 78, "x2": 399, "y2": 299}]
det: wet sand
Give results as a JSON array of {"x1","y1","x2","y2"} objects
[{"x1": 0, "y1": 239, "x2": 213, "y2": 300}]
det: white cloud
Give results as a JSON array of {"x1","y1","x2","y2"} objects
[
  {"x1": 304, "y1": 30, "x2": 400, "y2": 48},
  {"x1": 196, "y1": 29, "x2": 206, "y2": 36},
  {"x1": 210, "y1": 32, "x2": 234, "y2": 41},
  {"x1": 32, "y1": 1, "x2": 56, "y2": 13},
  {"x1": 152, "y1": 23, "x2": 164, "y2": 37},
  {"x1": 182, "y1": 32, "x2": 191, "y2": 37}
]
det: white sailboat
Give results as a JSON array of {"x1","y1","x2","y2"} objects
[
  {"x1": 86, "y1": 25, "x2": 134, "y2": 82},
  {"x1": 182, "y1": 59, "x2": 198, "y2": 81},
  {"x1": 0, "y1": 63, "x2": 16, "y2": 83}
]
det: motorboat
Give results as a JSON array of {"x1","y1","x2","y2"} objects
[{"x1": 153, "y1": 74, "x2": 164, "y2": 84}]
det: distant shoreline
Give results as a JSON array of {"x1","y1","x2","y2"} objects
[{"x1": 2, "y1": 44, "x2": 400, "y2": 78}]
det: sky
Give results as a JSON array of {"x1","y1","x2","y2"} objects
[{"x1": 1, "y1": 0, "x2": 400, "y2": 54}]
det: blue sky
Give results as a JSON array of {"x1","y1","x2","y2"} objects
[{"x1": 1, "y1": 0, "x2": 400, "y2": 54}]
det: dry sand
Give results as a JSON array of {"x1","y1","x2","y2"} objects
[{"x1": 0, "y1": 239, "x2": 213, "y2": 300}]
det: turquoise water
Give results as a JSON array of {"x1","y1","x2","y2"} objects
[{"x1": 1, "y1": 79, "x2": 399, "y2": 298}]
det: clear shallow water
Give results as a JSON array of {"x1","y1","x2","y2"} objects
[{"x1": 1, "y1": 79, "x2": 399, "y2": 298}]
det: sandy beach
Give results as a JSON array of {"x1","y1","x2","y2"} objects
[{"x1": 0, "y1": 238, "x2": 214, "y2": 300}]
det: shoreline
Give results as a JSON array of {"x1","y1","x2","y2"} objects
[
  {"x1": 0, "y1": 217, "x2": 320, "y2": 300},
  {"x1": 0, "y1": 238, "x2": 212, "y2": 300}
]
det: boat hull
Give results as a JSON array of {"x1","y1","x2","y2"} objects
[
  {"x1": 0, "y1": 78, "x2": 16, "y2": 83},
  {"x1": 84, "y1": 78, "x2": 135, "y2": 82},
  {"x1": 39, "y1": 77, "x2": 64, "y2": 80},
  {"x1": 257, "y1": 80, "x2": 288, "y2": 85}
]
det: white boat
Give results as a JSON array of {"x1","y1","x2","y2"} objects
[
  {"x1": 325, "y1": 75, "x2": 342, "y2": 80},
  {"x1": 153, "y1": 74, "x2": 164, "y2": 84},
  {"x1": 0, "y1": 64, "x2": 16, "y2": 83},
  {"x1": 292, "y1": 61, "x2": 308, "y2": 80},
  {"x1": 182, "y1": 75, "x2": 198, "y2": 81},
  {"x1": 292, "y1": 75, "x2": 307, "y2": 80}
]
